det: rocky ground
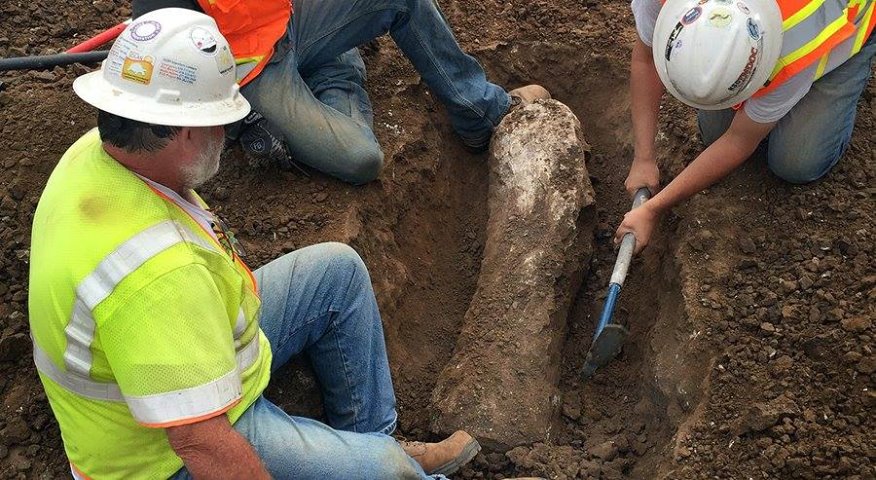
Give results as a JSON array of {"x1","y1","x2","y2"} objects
[{"x1": 0, "y1": 0, "x2": 873, "y2": 479}]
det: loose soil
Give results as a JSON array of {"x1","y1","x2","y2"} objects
[{"x1": 1, "y1": 1, "x2": 874, "y2": 479}]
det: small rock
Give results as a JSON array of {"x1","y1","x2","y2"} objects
[
  {"x1": 9, "y1": 449, "x2": 31, "y2": 471},
  {"x1": 314, "y1": 192, "x2": 329, "y2": 203},
  {"x1": 856, "y1": 356, "x2": 876, "y2": 374},
  {"x1": 7, "y1": 183, "x2": 25, "y2": 201},
  {"x1": 772, "y1": 355, "x2": 794, "y2": 372},
  {"x1": 731, "y1": 395, "x2": 799, "y2": 435},
  {"x1": 31, "y1": 70, "x2": 57, "y2": 82},
  {"x1": 844, "y1": 351, "x2": 863, "y2": 363},
  {"x1": 562, "y1": 391, "x2": 581, "y2": 421},
  {"x1": 739, "y1": 237, "x2": 757, "y2": 254},
  {"x1": 589, "y1": 440, "x2": 619, "y2": 461},
  {"x1": 0, "y1": 333, "x2": 29, "y2": 362},
  {"x1": 760, "y1": 322, "x2": 776, "y2": 333},
  {"x1": 0, "y1": 195, "x2": 16, "y2": 212},
  {"x1": 841, "y1": 316, "x2": 872, "y2": 333},
  {"x1": 2, "y1": 417, "x2": 32, "y2": 444},
  {"x1": 779, "y1": 279, "x2": 798, "y2": 294},
  {"x1": 212, "y1": 186, "x2": 229, "y2": 201},
  {"x1": 675, "y1": 446, "x2": 691, "y2": 460}
]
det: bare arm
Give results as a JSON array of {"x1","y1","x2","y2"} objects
[
  {"x1": 645, "y1": 110, "x2": 775, "y2": 214},
  {"x1": 625, "y1": 38, "x2": 666, "y2": 195},
  {"x1": 615, "y1": 109, "x2": 776, "y2": 253},
  {"x1": 167, "y1": 414, "x2": 271, "y2": 479}
]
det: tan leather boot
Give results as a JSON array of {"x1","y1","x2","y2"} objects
[
  {"x1": 460, "y1": 85, "x2": 552, "y2": 153},
  {"x1": 507, "y1": 84, "x2": 551, "y2": 106},
  {"x1": 400, "y1": 430, "x2": 481, "y2": 476}
]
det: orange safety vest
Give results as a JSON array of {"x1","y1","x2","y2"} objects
[
  {"x1": 660, "y1": 0, "x2": 875, "y2": 97},
  {"x1": 196, "y1": 0, "x2": 293, "y2": 86},
  {"x1": 755, "y1": 0, "x2": 875, "y2": 96}
]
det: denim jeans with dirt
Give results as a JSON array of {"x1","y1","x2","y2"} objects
[
  {"x1": 171, "y1": 243, "x2": 446, "y2": 479},
  {"x1": 242, "y1": 0, "x2": 511, "y2": 184},
  {"x1": 698, "y1": 31, "x2": 876, "y2": 184}
]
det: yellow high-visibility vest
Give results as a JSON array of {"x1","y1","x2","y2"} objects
[{"x1": 28, "y1": 129, "x2": 271, "y2": 479}]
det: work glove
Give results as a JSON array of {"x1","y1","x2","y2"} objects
[{"x1": 228, "y1": 111, "x2": 306, "y2": 175}]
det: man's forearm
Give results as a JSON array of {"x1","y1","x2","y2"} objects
[
  {"x1": 630, "y1": 39, "x2": 665, "y2": 163},
  {"x1": 178, "y1": 428, "x2": 271, "y2": 479},
  {"x1": 646, "y1": 136, "x2": 751, "y2": 214},
  {"x1": 168, "y1": 415, "x2": 271, "y2": 480},
  {"x1": 646, "y1": 113, "x2": 772, "y2": 215}
]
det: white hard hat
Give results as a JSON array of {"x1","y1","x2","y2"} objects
[
  {"x1": 74, "y1": 8, "x2": 251, "y2": 126},
  {"x1": 653, "y1": 0, "x2": 783, "y2": 110}
]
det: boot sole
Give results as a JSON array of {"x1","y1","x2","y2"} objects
[{"x1": 431, "y1": 437, "x2": 482, "y2": 476}]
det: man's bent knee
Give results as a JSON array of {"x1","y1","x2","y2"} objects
[
  {"x1": 341, "y1": 144, "x2": 383, "y2": 185},
  {"x1": 767, "y1": 149, "x2": 839, "y2": 185},
  {"x1": 336, "y1": 143, "x2": 384, "y2": 185}
]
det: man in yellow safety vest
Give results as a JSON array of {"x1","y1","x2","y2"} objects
[
  {"x1": 28, "y1": 9, "x2": 490, "y2": 479},
  {"x1": 617, "y1": 0, "x2": 875, "y2": 252}
]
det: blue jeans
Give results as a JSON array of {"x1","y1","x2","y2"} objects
[
  {"x1": 172, "y1": 243, "x2": 444, "y2": 479},
  {"x1": 698, "y1": 31, "x2": 876, "y2": 184},
  {"x1": 242, "y1": 0, "x2": 510, "y2": 184}
]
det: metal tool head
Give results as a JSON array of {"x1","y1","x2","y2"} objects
[{"x1": 581, "y1": 323, "x2": 629, "y2": 379}]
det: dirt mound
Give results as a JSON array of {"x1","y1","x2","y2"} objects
[{"x1": 1, "y1": 0, "x2": 874, "y2": 479}]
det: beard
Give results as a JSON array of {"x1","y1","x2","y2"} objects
[{"x1": 181, "y1": 133, "x2": 224, "y2": 190}]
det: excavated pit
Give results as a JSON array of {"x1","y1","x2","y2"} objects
[
  {"x1": 267, "y1": 43, "x2": 710, "y2": 478},
  {"x1": 7, "y1": 2, "x2": 870, "y2": 476}
]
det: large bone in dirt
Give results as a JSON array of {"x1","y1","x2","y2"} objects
[{"x1": 431, "y1": 100, "x2": 596, "y2": 449}]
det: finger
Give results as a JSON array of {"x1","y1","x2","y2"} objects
[
  {"x1": 614, "y1": 225, "x2": 629, "y2": 245},
  {"x1": 633, "y1": 236, "x2": 649, "y2": 255}
]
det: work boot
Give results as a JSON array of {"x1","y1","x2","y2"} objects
[
  {"x1": 507, "y1": 84, "x2": 552, "y2": 106},
  {"x1": 400, "y1": 430, "x2": 481, "y2": 476},
  {"x1": 461, "y1": 84, "x2": 552, "y2": 153}
]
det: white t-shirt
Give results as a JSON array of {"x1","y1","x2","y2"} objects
[{"x1": 630, "y1": 0, "x2": 814, "y2": 123}]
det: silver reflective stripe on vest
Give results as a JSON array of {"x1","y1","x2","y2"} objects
[
  {"x1": 63, "y1": 220, "x2": 217, "y2": 377},
  {"x1": 236, "y1": 61, "x2": 259, "y2": 83},
  {"x1": 125, "y1": 368, "x2": 242, "y2": 425},
  {"x1": 34, "y1": 335, "x2": 260, "y2": 402},
  {"x1": 33, "y1": 341, "x2": 123, "y2": 401},
  {"x1": 779, "y1": 0, "x2": 849, "y2": 60}
]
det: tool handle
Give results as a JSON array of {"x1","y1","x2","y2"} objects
[
  {"x1": 594, "y1": 282, "x2": 622, "y2": 338},
  {"x1": 67, "y1": 20, "x2": 130, "y2": 54},
  {"x1": 0, "y1": 51, "x2": 109, "y2": 72},
  {"x1": 609, "y1": 188, "x2": 650, "y2": 286}
]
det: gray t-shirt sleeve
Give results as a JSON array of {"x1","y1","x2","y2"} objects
[
  {"x1": 743, "y1": 65, "x2": 816, "y2": 123},
  {"x1": 631, "y1": 0, "x2": 661, "y2": 47}
]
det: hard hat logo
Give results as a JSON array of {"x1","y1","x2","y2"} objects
[
  {"x1": 728, "y1": 47, "x2": 759, "y2": 91},
  {"x1": 191, "y1": 27, "x2": 219, "y2": 56},
  {"x1": 747, "y1": 18, "x2": 761, "y2": 40},
  {"x1": 121, "y1": 57, "x2": 154, "y2": 85},
  {"x1": 708, "y1": 8, "x2": 733, "y2": 28},
  {"x1": 682, "y1": 6, "x2": 702, "y2": 24},
  {"x1": 130, "y1": 21, "x2": 162, "y2": 42}
]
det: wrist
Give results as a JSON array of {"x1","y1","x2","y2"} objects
[
  {"x1": 643, "y1": 196, "x2": 669, "y2": 216},
  {"x1": 632, "y1": 151, "x2": 657, "y2": 165}
]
